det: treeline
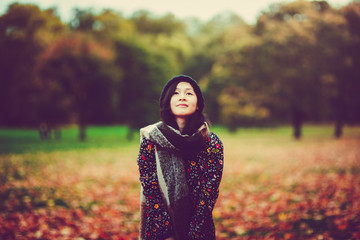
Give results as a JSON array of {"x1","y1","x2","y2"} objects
[{"x1": 0, "y1": 1, "x2": 359, "y2": 140}]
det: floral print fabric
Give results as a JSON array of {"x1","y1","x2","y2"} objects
[{"x1": 137, "y1": 132, "x2": 224, "y2": 240}]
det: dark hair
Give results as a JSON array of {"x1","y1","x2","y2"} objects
[{"x1": 159, "y1": 75, "x2": 207, "y2": 135}]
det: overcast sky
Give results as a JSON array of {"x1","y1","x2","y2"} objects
[{"x1": 0, "y1": 0, "x2": 354, "y2": 24}]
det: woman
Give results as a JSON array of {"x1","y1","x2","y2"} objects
[{"x1": 137, "y1": 75, "x2": 224, "y2": 240}]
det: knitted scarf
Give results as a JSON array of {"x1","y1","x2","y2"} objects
[{"x1": 140, "y1": 121, "x2": 209, "y2": 240}]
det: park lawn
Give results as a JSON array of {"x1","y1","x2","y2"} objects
[
  {"x1": 0, "y1": 125, "x2": 138, "y2": 154},
  {"x1": 0, "y1": 125, "x2": 360, "y2": 239}
]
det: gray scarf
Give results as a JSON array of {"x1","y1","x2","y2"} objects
[{"x1": 140, "y1": 121, "x2": 208, "y2": 240}]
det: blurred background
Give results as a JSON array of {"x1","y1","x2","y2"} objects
[
  {"x1": 0, "y1": 0, "x2": 359, "y2": 140},
  {"x1": 1, "y1": 1, "x2": 360, "y2": 239}
]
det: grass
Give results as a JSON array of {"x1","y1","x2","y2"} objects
[
  {"x1": 1, "y1": 124, "x2": 359, "y2": 154},
  {"x1": 0, "y1": 125, "x2": 139, "y2": 154}
]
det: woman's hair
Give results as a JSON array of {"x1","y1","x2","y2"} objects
[{"x1": 159, "y1": 75, "x2": 208, "y2": 135}]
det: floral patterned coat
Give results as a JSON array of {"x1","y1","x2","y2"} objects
[{"x1": 137, "y1": 132, "x2": 224, "y2": 240}]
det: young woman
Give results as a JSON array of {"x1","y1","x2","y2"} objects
[{"x1": 137, "y1": 75, "x2": 224, "y2": 240}]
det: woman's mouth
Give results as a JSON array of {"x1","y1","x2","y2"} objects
[{"x1": 176, "y1": 104, "x2": 188, "y2": 107}]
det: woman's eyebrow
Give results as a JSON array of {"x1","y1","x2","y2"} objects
[{"x1": 176, "y1": 87, "x2": 194, "y2": 91}]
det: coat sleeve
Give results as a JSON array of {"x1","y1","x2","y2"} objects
[
  {"x1": 137, "y1": 137, "x2": 173, "y2": 240},
  {"x1": 189, "y1": 133, "x2": 224, "y2": 239}
]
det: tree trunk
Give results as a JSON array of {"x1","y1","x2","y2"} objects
[
  {"x1": 334, "y1": 118, "x2": 343, "y2": 138},
  {"x1": 79, "y1": 123, "x2": 86, "y2": 141},
  {"x1": 292, "y1": 108, "x2": 303, "y2": 139},
  {"x1": 333, "y1": 95, "x2": 345, "y2": 138}
]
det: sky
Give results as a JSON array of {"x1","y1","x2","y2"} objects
[{"x1": 0, "y1": 0, "x2": 354, "y2": 24}]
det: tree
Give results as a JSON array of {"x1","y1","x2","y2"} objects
[
  {"x1": 93, "y1": 9, "x2": 136, "y2": 41},
  {"x1": 331, "y1": 2, "x2": 360, "y2": 137},
  {"x1": 184, "y1": 12, "x2": 247, "y2": 83},
  {"x1": 216, "y1": 0, "x2": 348, "y2": 138},
  {"x1": 130, "y1": 10, "x2": 192, "y2": 74},
  {"x1": 130, "y1": 10, "x2": 185, "y2": 36},
  {"x1": 218, "y1": 86, "x2": 270, "y2": 131},
  {"x1": 113, "y1": 39, "x2": 177, "y2": 138},
  {"x1": 184, "y1": 12, "x2": 249, "y2": 124},
  {"x1": 36, "y1": 33, "x2": 120, "y2": 141},
  {"x1": 252, "y1": 1, "x2": 335, "y2": 138},
  {"x1": 0, "y1": 3, "x2": 65, "y2": 127}
]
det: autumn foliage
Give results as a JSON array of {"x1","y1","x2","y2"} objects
[
  {"x1": 215, "y1": 136, "x2": 360, "y2": 239},
  {"x1": 1, "y1": 127, "x2": 360, "y2": 239}
]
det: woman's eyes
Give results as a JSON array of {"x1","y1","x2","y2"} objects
[{"x1": 173, "y1": 91, "x2": 194, "y2": 96}]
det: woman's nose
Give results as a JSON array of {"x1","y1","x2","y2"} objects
[{"x1": 179, "y1": 93, "x2": 186, "y2": 100}]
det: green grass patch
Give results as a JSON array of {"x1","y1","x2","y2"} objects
[
  {"x1": 1, "y1": 124, "x2": 359, "y2": 154},
  {"x1": 0, "y1": 125, "x2": 139, "y2": 154}
]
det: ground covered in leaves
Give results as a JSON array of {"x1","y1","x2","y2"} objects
[{"x1": 1, "y1": 126, "x2": 359, "y2": 239}]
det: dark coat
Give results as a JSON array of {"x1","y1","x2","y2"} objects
[{"x1": 137, "y1": 132, "x2": 224, "y2": 240}]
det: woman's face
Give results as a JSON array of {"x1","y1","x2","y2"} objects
[{"x1": 170, "y1": 81, "x2": 198, "y2": 119}]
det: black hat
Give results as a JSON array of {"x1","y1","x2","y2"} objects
[{"x1": 159, "y1": 75, "x2": 204, "y2": 111}]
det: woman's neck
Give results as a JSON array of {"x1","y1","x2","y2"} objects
[{"x1": 175, "y1": 117, "x2": 187, "y2": 133}]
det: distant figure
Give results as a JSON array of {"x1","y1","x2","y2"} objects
[
  {"x1": 137, "y1": 75, "x2": 224, "y2": 240},
  {"x1": 38, "y1": 122, "x2": 61, "y2": 140},
  {"x1": 39, "y1": 122, "x2": 51, "y2": 140}
]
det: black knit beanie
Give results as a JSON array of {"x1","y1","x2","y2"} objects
[{"x1": 159, "y1": 75, "x2": 204, "y2": 112}]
